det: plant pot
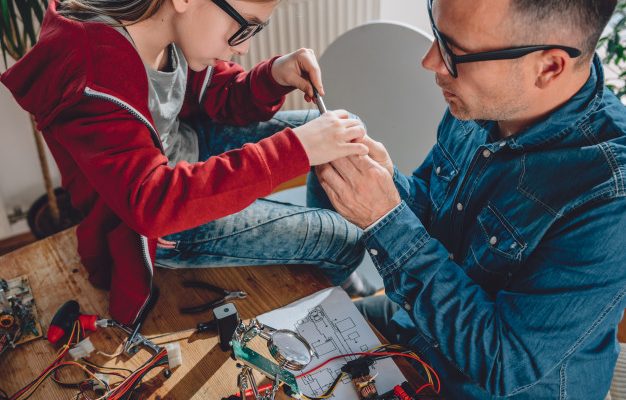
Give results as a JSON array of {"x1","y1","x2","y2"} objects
[{"x1": 27, "y1": 187, "x2": 83, "y2": 239}]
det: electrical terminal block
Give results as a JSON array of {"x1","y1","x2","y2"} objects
[
  {"x1": 165, "y1": 342, "x2": 183, "y2": 369},
  {"x1": 68, "y1": 337, "x2": 95, "y2": 360}
]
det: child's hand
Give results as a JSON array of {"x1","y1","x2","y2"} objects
[
  {"x1": 292, "y1": 110, "x2": 368, "y2": 166},
  {"x1": 272, "y1": 48, "x2": 324, "y2": 102}
]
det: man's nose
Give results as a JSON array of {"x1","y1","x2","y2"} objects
[{"x1": 422, "y1": 40, "x2": 449, "y2": 76}]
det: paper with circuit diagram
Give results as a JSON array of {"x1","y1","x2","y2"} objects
[{"x1": 257, "y1": 287, "x2": 407, "y2": 399}]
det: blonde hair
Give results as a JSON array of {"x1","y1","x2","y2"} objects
[{"x1": 59, "y1": 0, "x2": 279, "y2": 24}]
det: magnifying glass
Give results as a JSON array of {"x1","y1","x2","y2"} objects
[{"x1": 267, "y1": 329, "x2": 314, "y2": 371}]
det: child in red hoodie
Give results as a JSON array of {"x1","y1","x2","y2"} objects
[{"x1": 1, "y1": 0, "x2": 371, "y2": 325}]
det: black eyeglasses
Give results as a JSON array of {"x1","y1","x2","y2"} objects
[
  {"x1": 212, "y1": 0, "x2": 269, "y2": 46},
  {"x1": 427, "y1": 0, "x2": 581, "y2": 78}
]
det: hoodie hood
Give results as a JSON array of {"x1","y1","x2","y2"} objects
[{"x1": 0, "y1": 0, "x2": 150, "y2": 131}]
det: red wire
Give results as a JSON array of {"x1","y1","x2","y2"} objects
[
  {"x1": 106, "y1": 349, "x2": 167, "y2": 400},
  {"x1": 414, "y1": 382, "x2": 433, "y2": 394},
  {"x1": 10, "y1": 324, "x2": 79, "y2": 400},
  {"x1": 296, "y1": 350, "x2": 441, "y2": 395}
]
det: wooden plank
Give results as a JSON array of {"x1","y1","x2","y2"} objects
[
  {"x1": 0, "y1": 228, "x2": 435, "y2": 399},
  {"x1": 0, "y1": 228, "x2": 332, "y2": 399},
  {"x1": 0, "y1": 231, "x2": 37, "y2": 256},
  {"x1": 619, "y1": 312, "x2": 626, "y2": 343}
]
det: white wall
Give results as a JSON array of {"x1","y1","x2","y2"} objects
[
  {"x1": 0, "y1": 60, "x2": 62, "y2": 239},
  {"x1": 380, "y1": 0, "x2": 430, "y2": 32}
]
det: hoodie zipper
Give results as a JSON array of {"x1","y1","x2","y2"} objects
[
  {"x1": 198, "y1": 67, "x2": 214, "y2": 105},
  {"x1": 84, "y1": 86, "x2": 161, "y2": 324},
  {"x1": 84, "y1": 87, "x2": 164, "y2": 153}
]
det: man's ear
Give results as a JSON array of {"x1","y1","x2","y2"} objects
[
  {"x1": 534, "y1": 49, "x2": 568, "y2": 89},
  {"x1": 171, "y1": 0, "x2": 192, "y2": 13}
]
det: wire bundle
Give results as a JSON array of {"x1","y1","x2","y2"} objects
[{"x1": 5, "y1": 320, "x2": 169, "y2": 400}]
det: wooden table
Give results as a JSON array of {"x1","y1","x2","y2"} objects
[{"x1": 0, "y1": 227, "x2": 339, "y2": 399}]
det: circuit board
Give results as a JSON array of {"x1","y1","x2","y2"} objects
[
  {"x1": 232, "y1": 341, "x2": 300, "y2": 395},
  {"x1": 0, "y1": 276, "x2": 43, "y2": 358}
]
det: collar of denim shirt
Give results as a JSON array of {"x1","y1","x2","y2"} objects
[{"x1": 502, "y1": 54, "x2": 604, "y2": 151}]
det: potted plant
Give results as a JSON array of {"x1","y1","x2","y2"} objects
[
  {"x1": 1, "y1": 0, "x2": 81, "y2": 238},
  {"x1": 599, "y1": 0, "x2": 626, "y2": 101}
]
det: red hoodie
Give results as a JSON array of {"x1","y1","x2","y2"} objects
[{"x1": 0, "y1": 1, "x2": 309, "y2": 325}]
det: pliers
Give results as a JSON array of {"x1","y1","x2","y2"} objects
[{"x1": 180, "y1": 280, "x2": 247, "y2": 314}]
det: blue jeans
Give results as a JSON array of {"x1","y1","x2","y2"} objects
[{"x1": 155, "y1": 110, "x2": 365, "y2": 286}]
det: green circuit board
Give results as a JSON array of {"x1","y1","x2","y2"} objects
[{"x1": 232, "y1": 341, "x2": 300, "y2": 396}]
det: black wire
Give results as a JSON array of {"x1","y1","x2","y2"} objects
[
  {"x1": 117, "y1": 357, "x2": 169, "y2": 400},
  {"x1": 51, "y1": 364, "x2": 91, "y2": 388},
  {"x1": 81, "y1": 359, "x2": 133, "y2": 375},
  {"x1": 304, "y1": 371, "x2": 345, "y2": 400}
]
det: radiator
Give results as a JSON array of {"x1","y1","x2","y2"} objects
[{"x1": 234, "y1": 0, "x2": 381, "y2": 110}]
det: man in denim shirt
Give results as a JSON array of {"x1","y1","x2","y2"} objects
[{"x1": 314, "y1": 0, "x2": 626, "y2": 398}]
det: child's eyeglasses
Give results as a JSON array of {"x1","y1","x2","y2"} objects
[{"x1": 212, "y1": 0, "x2": 270, "y2": 46}]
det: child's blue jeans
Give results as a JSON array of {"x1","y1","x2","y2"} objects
[{"x1": 155, "y1": 110, "x2": 365, "y2": 286}]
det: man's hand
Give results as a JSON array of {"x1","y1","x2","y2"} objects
[
  {"x1": 356, "y1": 135, "x2": 394, "y2": 175},
  {"x1": 316, "y1": 155, "x2": 401, "y2": 229},
  {"x1": 272, "y1": 48, "x2": 324, "y2": 102}
]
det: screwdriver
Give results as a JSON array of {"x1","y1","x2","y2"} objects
[
  {"x1": 145, "y1": 320, "x2": 217, "y2": 342},
  {"x1": 310, "y1": 80, "x2": 327, "y2": 114}
]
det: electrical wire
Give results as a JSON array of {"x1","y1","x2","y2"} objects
[
  {"x1": 9, "y1": 320, "x2": 84, "y2": 400},
  {"x1": 297, "y1": 344, "x2": 441, "y2": 399},
  {"x1": 300, "y1": 372, "x2": 346, "y2": 400},
  {"x1": 7, "y1": 319, "x2": 170, "y2": 400}
]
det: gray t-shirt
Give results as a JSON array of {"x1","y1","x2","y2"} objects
[
  {"x1": 70, "y1": 13, "x2": 199, "y2": 166},
  {"x1": 144, "y1": 44, "x2": 199, "y2": 166}
]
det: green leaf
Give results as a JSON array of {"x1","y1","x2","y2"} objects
[
  {"x1": 29, "y1": 0, "x2": 45, "y2": 24},
  {"x1": 1, "y1": 0, "x2": 12, "y2": 31},
  {"x1": 15, "y1": 0, "x2": 36, "y2": 46},
  {"x1": 5, "y1": 0, "x2": 24, "y2": 57}
]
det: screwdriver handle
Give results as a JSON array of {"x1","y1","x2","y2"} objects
[{"x1": 196, "y1": 320, "x2": 217, "y2": 333}]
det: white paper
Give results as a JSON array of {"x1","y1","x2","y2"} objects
[{"x1": 257, "y1": 287, "x2": 406, "y2": 399}]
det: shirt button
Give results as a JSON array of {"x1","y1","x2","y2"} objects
[
  {"x1": 369, "y1": 249, "x2": 378, "y2": 256},
  {"x1": 490, "y1": 236, "x2": 498, "y2": 245},
  {"x1": 404, "y1": 303, "x2": 411, "y2": 311},
  {"x1": 448, "y1": 253, "x2": 455, "y2": 260},
  {"x1": 482, "y1": 149, "x2": 492, "y2": 158},
  {"x1": 456, "y1": 203, "x2": 464, "y2": 211},
  {"x1": 435, "y1": 166, "x2": 441, "y2": 175}
]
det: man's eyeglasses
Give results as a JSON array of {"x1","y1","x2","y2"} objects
[
  {"x1": 212, "y1": 0, "x2": 269, "y2": 47},
  {"x1": 427, "y1": 0, "x2": 581, "y2": 78}
]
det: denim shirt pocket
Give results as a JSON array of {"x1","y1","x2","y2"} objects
[
  {"x1": 468, "y1": 204, "x2": 527, "y2": 290},
  {"x1": 430, "y1": 144, "x2": 458, "y2": 211}
]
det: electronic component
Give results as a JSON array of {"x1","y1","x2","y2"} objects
[
  {"x1": 214, "y1": 302, "x2": 240, "y2": 351},
  {"x1": 342, "y1": 358, "x2": 379, "y2": 399},
  {"x1": 0, "y1": 276, "x2": 42, "y2": 358}
]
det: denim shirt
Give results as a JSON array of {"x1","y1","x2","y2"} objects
[{"x1": 363, "y1": 55, "x2": 626, "y2": 399}]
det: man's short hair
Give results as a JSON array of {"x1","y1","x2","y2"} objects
[{"x1": 511, "y1": 0, "x2": 618, "y2": 63}]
